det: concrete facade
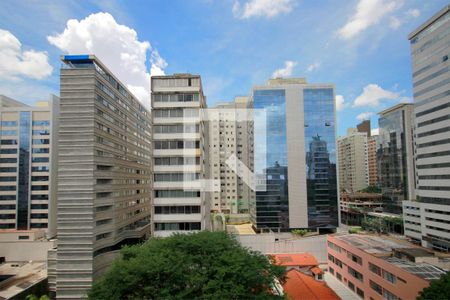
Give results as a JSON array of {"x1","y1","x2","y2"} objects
[
  {"x1": 337, "y1": 128, "x2": 369, "y2": 193},
  {"x1": 54, "y1": 55, "x2": 152, "y2": 299},
  {"x1": 208, "y1": 96, "x2": 254, "y2": 214},
  {"x1": 367, "y1": 135, "x2": 378, "y2": 186},
  {"x1": 0, "y1": 95, "x2": 59, "y2": 238},
  {"x1": 151, "y1": 74, "x2": 210, "y2": 237},
  {"x1": 404, "y1": 5, "x2": 450, "y2": 252}
]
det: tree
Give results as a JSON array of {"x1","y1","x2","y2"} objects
[
  {"x1": 89, "y1": 231, "x2": 285, "y2": 299},
  {"x1": 417, "y1": 271, "x2": 450, "y2": 300},
  {"x1": 358, "y1": 185, "x2": 381, "y2": 193}
]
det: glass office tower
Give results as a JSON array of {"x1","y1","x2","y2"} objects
[
  {"x1": 253, "y1": 89, "x2": 289, "y2": 229},
  {"x1": 304, "y1": 88, "x2": 338, "y2": 228},
  {"x1": 251, "y1": 78, "x2": 338, "y2": 231}
]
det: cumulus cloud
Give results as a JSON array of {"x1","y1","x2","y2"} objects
[
  {"x1": 357, "y1": 112, "x2": 374, "y2": 121},
  {"x1": 389, "y1": 16, "x2": 401, "y2": 29},
  {"x1": 405, "y1": 8, "x2": 420, "y2": 18},
  {"x1": 371, "y1": 128, "x2": 379, "y2": 136},
  {"x1": 353, "y1": 84, "x2": 400, "y2": 107},
  {"x1": 0, "y1": 29, "x2": 53, "y2": 80},
  {"x1": 307, "y1": 61, "x2": 320, "y2": 72},
  {"x1": 272, "y1": 60, "x2": 297, "y2": 78},
  {"x1": 338, "y1": 0, "x2": 403, "y2": 40},
  {"x1": 336, "y1": 95, "x2": 346, "y2": 111},
  {"x1": 47, "y1": 12, "x2": 166, "y2": 105},
  {"x1": 233, "y1": 0, "x2": 294, "y2": 19}
]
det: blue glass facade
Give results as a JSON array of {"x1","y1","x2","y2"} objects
[
  {"x1": 377, "y1": 110, "x2": 408, "y2": 214},
  {"x1": 17, "y1": 112, "x2": 31, "y2": 229},
  {"x1": 303, "y1": 88, "x2": 338, "y2": 228},
  {"x1": 253, "y1": 89, "x2": 289, "y2": 229}
]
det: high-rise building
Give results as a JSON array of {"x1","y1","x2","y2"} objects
[
  {"x1": 209, "y1": 96, "x2": 254, "y2": 214},
  {"x1": 367, "y1": 135, "x2": 378, "y2": 186},
  {"x1": 151, "y1": 74, "x2": 210, "y2": 236},
  {"x1": 356, "y1": 119, "x2": 371, "y2": 137},
  {"x1": 337, "y1": 128, "x2": 369, "y2": 193},
  {"x1": 53, "y1": 55, "x2": 152, "y2": 298},
  {"x1": 403, "y1": 5, "x2": 450, "y2": 252},
  {"x1": 377, "y1": 103, "x2": 415, "y2": 214},
  {"x1": 250, "y1": 78, "x2": 338, "y2": 231},
  {"x1": 0, "y1": 95, "x2": 59, "y2": 238}
]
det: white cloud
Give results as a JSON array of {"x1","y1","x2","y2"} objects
[
  {"x1": 336, "y1": 95, "x2": 345, "y2": 111},
  {"x1": 272, "y1": 60, "x2": 297, "y2": 78},
  {"x1": 307, "y1": 61, "x2": 320, "y2": 72},
  {"x1": 371, "y1": 128, "x2": 379, "y2": 136},
  {"x1": 357, "y1": 112, "x2": 374, "y2": 121},
  {"x1": 405, "y1": 8, "x2": 420, "y2": 18},
  {"x1": 389, "y1": 16, "x2": 401, "y2": 29},
  {"x1": 353, "y1": 84, "x2": 400, "y2": 107},
  {"x1": 0, "y1": 29, "x2": 53, "y2": 80},
  {"x1": 338, "y1": 0, "x2": 403, "y2": 40},
  {"x1": 233, "y1": 0, "x2": 294, "y2": 19},
  {"x1": 47, "y1": 12, "x2": 166, "y2": 105}
]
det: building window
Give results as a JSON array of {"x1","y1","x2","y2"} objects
[
  {"x1": 370, "y1": 280, "x2": 382, "y2": 295},
  {"x1": 356, "y1": 288, "x2": 364, "y2": 299},
  {"x1": 369, "y1": 262, "x2": 381, "y2": 276},
  {"x1": 347, "y1": 252, "x2": 362, "y2": 265},
  {"x1": 348, "y1": 266, "x2": 363, "y2": 282},
  {"x1": 383, "y1": 289, "x2": 398, "y2": 300},
  {"x1": 382, "y1": 270, "x2": 396, "y2": 284}
]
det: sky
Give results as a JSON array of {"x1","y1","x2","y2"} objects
[{"x1": 0, "y1": 0, "x2": 448, "y2": 136}]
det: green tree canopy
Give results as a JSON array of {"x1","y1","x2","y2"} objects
[
  {"x1": 358, "y1": 185, "x2": 382, "y2": 193},
  {"x1": 89, "y1": 231, "x2": 285, "y2": 300},
  {"x1": 417, "y1": 271, "x2": 450, "y2": 300}
]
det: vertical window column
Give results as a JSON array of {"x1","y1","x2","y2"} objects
[{"x1": 17, "y1": 112, "x2": 31, "y2": 230}]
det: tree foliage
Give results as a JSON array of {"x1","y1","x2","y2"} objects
[
  {"x1": 358, "y1": 185, "x2": 382, "y2": 193},
  {"x1": 89, "y1": 231, "x2": 285, "y2": 300},
  {"x1": 417, "y1": 271, "x2": 450, "y2": 300}
]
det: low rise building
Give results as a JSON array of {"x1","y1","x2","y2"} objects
[
  {"x1": 327, "y1": 233, "x2": 447, "y2": 300},
  {"x1": 340, "y1": 192, "x2": 383, "y2": 226}
]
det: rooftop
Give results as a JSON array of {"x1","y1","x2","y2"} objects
[
  {"x1": 282, "y1": 269, "x2": 340, "y2": 300},
  {"x1": 384, "y1": 257, "x2": 446, "y2": 281},
  {"x1": 270, "y1": 253, "x2": 318, "y2": 267},
  {"x1": 0, "y1": 261, "x2": 47, "y2": 299},
  {"x1": 333, "y1": 234, "x2": 412, "y2": 255}
]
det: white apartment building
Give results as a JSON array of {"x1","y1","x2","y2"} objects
[
  {"x1": 403, "y1": 5, "x2": 450, "y2": 252},
  {"x1": 151, "y1": 74, "x2": 210, "y2": 236},
  {"x1": 337, "y1": 128, "x2": 369, "y2": 193},
  {"x1": 209, "y1": 96, "x2": 254, "y2": 214},
  {"x1": 0, "y1": 95, "x2": 59, "y2": 238}
]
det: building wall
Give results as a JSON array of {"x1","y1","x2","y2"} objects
[
  {"x1": 337, "y1": 129, "x2": 369, "y2": 193},
  {"x1": 406, "y1": 5, "x2": 450, "y2": 251},
  {"x1": 209, "y1": 97, "x2": 254, "y2": 214},
  {"x1": 367, "y1": 136, "x2": 378, "y2": 186},
  {"x1": 56, "y1": 55, "x2": 151, "y2": 299},
  {"x1": 0, "y1": 95, "x2": 59, "y2": 238},
  {"x1": 327, "y1": 235, "x2": 430, "y2": 300},
  {"x1": 151, "y1": 74, "x2": 210, "y2": 236}
]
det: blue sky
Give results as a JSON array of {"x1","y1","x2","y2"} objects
[{"x1": 0, "y1": 0, "x2": 448, "y2": 136}]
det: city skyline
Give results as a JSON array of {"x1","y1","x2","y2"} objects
[{"x1": 0, "y1": 0, "x2": 448, "y2": 136}]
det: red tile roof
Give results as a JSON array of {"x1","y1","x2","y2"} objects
[
  {"x1": 283, "y1": 269, "x2": 340, "y2": 300},
  {"x1": 310, "y1": 267, "x2": 323, "y2": 275},
  {"x1": 270, "y1": 253, "x2": 318, "y2": 267}
]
